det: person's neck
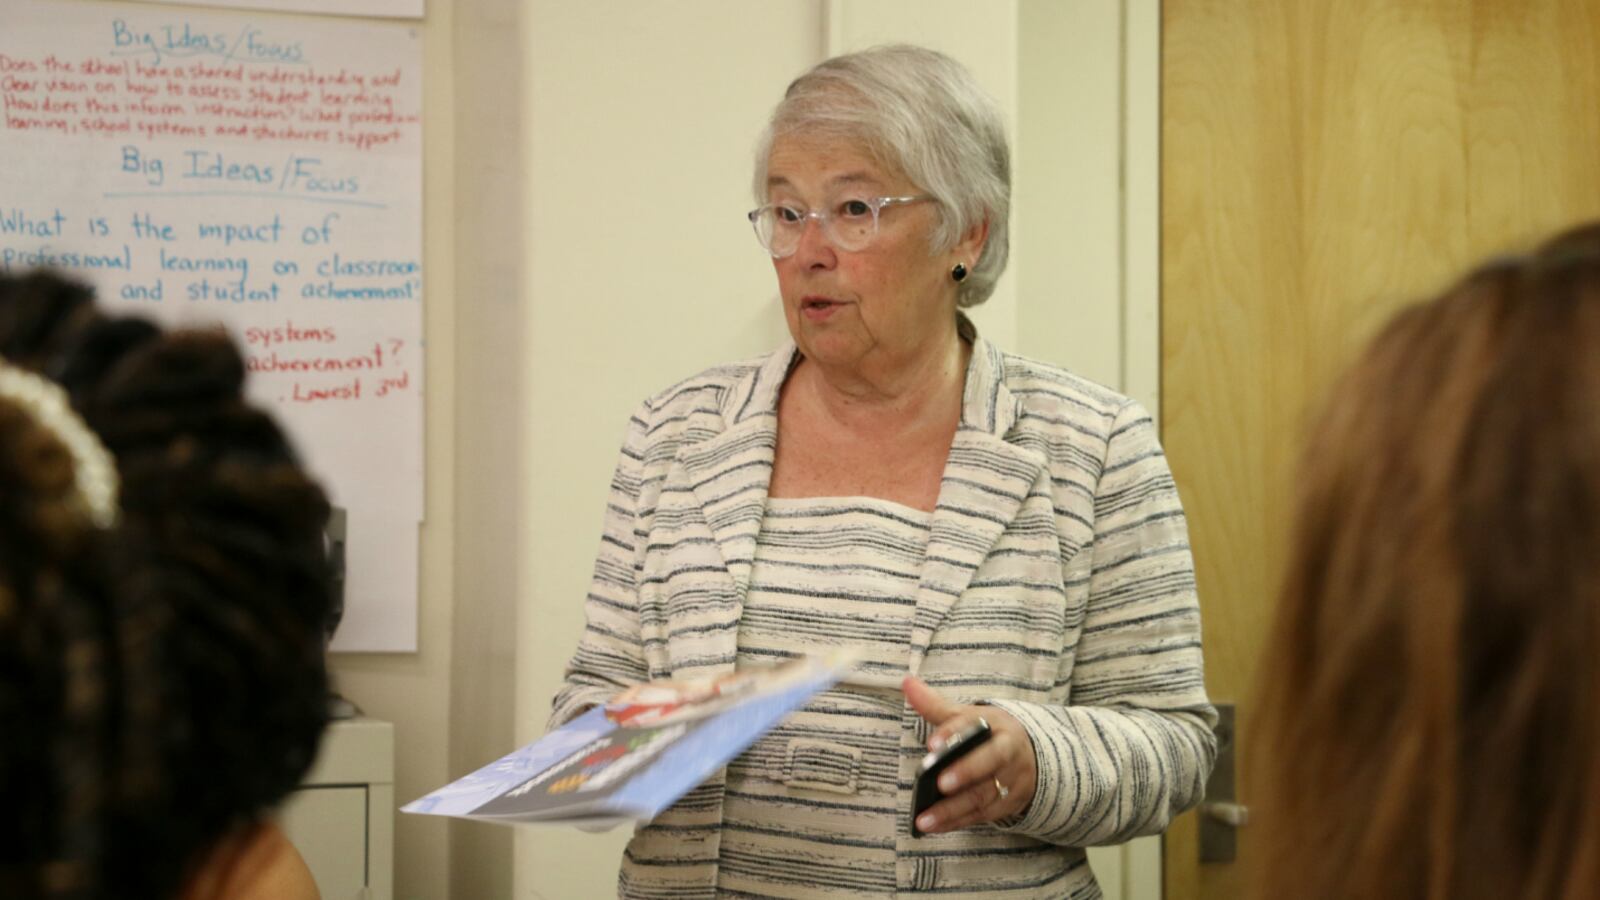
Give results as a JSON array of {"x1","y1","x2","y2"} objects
[{"x1": 797, "y1": 330, "x2": 970, "y2": 437}]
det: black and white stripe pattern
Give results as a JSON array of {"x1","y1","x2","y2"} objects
[
  {"x1": 552, "y1": 337, "x2": 1217, "y2": 898},
  {"x1": 717, "y1": 497, "x2": 926, "y2": 897}
]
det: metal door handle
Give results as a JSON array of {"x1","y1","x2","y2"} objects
[
  {"x1": 1199, "y1": 704, "x2": 1240, "y2": 862},
  {"x1": 1200, "y1": 801, "x2": 1250, "y2": 828}
]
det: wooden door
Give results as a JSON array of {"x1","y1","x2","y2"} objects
[{"x1": 1159, "y1": 1, "x2": 1600, "y2": 897}]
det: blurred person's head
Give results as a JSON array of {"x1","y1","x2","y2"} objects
[
  {"x1": 0, "y1": 270, "x2": 331, "y2": 899},
  {"x1": 1249, "y1": 222, "x2": 1600, "y2": 900}
]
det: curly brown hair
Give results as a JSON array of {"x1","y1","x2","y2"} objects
[
  {"x1": 0, "y1": 270, "x2": 332, "y2": 900},
  {"x1": 1249, "y1": 222, "x2": 1600, "y2": 900}
]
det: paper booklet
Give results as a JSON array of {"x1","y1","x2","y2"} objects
[{"x1": 401, "y1": 651, "x2": 858, "y2": 829}]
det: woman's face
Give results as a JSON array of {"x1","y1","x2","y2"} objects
[{"x1": 764, "y1": 136, "x2": 974, "y2": 374}]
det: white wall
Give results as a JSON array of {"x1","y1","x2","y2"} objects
[
  {"x1": 1017, "y1": 0, "x2": 1120, "y2": 382},
  {"x1": 325, "y1": 2, "x2": 455, "y2": 899},
  {"x1": 447, "y1": 0, "x2": 524, "y2": 896}
]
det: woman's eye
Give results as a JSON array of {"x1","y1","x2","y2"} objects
[
  {"x1": 775, "y1": 205, "x2": 804, "y2": 224},
  {"x1": 840, "y1": 199, "x2": 872, "y2": 217}
]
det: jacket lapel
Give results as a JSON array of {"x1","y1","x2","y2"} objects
[
  {"x1": 675, "y1": 345, "x2": 794, "y2": 606},
  {"x1": 908, "y1": 338, "x2": 1048, "y2": 676}
]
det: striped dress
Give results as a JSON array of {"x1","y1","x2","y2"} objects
[{"x1": 716, "y1": 497, "x2": 928, "y2": 897}]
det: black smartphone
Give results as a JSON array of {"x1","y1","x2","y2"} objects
[{"x1": 910, "y1": 718, "x2": 993, "y2": 838}]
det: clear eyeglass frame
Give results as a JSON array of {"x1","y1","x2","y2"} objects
[{"x1": 747, "y1": 194, "x2": 934, "y2": 258}]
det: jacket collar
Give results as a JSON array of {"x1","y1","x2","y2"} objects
[{"x1": 723, "y1": 330, "x2": 1022, "y2": 439}]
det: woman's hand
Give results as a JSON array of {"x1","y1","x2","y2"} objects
[{"x1": 904, "y1": 675, "x2": 1037, "y2": 835}]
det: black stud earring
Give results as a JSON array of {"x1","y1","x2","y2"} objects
[{"x1": 952, "y1": 262, "x2": 968, "y2": 283}]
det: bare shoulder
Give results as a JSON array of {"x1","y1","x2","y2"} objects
[
  {"x1": 184, "y1": 821, "x2": 321, "y2": 900},
  {"x1": 242, "y1": 822, "x2": 321, "y2": 900}
]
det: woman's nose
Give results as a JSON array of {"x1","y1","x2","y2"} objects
[{"x1": 793, "y1": 215, "x2": 837, "y2": 268}]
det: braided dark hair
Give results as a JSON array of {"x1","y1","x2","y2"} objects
[{"x1": 0, "y1": 270, "x2": 332, "y2": 900}]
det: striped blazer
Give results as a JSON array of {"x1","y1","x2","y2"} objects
[{"x1": 551, "y1": 337, "x2": 1217, "y2": 898}]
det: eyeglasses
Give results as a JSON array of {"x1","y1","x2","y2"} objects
[{"x1": 747, "y1": 195, "x2": 934, "y2": 258}]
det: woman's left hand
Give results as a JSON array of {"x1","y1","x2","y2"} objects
[{"x1": 904, "y1": 675, "x2": 1037, "y2": 834}]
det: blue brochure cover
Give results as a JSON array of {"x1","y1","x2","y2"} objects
[{"x1": 401, "y1": 652, "x2": 856, "y2": 828}]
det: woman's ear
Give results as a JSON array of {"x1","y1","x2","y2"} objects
[{"x1": 958, "y1": 217, "x2": 990, "y2": 265}]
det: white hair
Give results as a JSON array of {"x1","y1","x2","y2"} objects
[{"x1": 752, "y1": 44, "x2": 1011, "y2": 308}]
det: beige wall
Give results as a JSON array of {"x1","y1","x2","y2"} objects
[
  {"x1": 325, "y1": 2, "x2": 455, "y2": 899},
  {"x1": 445, "y1": 0, "x2": 524, "y2": 897},
  {"x1": 324, "y1": 2, "x2": 1147, "y2": 898}
]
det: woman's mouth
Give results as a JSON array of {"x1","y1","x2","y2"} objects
[{"x1": 800, "y1": 297, "x2": 845, "y2": 321}]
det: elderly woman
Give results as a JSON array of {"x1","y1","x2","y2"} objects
[{"x1": 553, "y1": 45, "x2": 1216, "y2": 898}]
